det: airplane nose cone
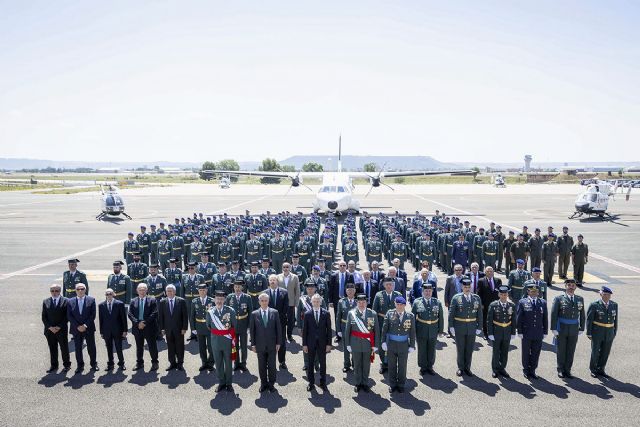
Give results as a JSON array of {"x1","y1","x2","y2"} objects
[{"x1": 328, "y1": 201, "x2": 338, "y2": 210}]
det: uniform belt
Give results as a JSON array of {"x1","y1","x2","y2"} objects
[
  {"x1": 454, "y1": 317, "x2": 476, "y2": 323},
  {"x1": 185, "y1": 293, "x2": 196, "y2": 297},
  {"x1": 299, "y1": 252, "x2": 308, "y2": 256},
  {"x1": 387, "y1": 334, "x2": 408, "y2": 342},
  {"x1": 159, "y1": 252, "x2": 170, "y2": 255},
  {"x1": 421, "y1": 253, "x2": 432, "y2": 256},
  {"x1": 126, "y1": 251, "x2": 135, "y2": 254},
  {"x1": 476, "y1": 245, "x2": 482, "y2": 249},
  {"x1": 346, "y1": 253, "x2": 357, "y2": 256},
  {"x1": 393, "y1": 252, "x2": 404, "y2": 256},
  {"x1": 341, "y1": 319, "x2": 347, "y2": 323},
  {"x1": 592, "y1": 321, "x2": 614, "y2": 328},
  {"x1": 417, "y1": 318, "x2": 438, "y2": 325},
  {"x1": 271, "y1": 250, "x2": 283, "y2": 253},
  {"x1": 248, "y1": 291, "x2": 263, "y2": 296},
  {"x1": 377, "y1": 313, "x2": 385, "y2": 317},
  {"x1": 512, "y1": 285, "x2": 523, "y2": 289},
  {"x1": 236, "y1": 314, "x2": 248, "y2": 320},
  {"x1": 248, "y1": 251, "x2": 258, "y2": 255},
  {"x1": 114, "y1": 291, "x2": 126, "y2": 296},
  {"x1": 485, "y1": 252, "x2": 496, "y2": 256},
  {"x1": 195, "y1": 318, "x2": 206, "y2": 323},
  {"x1": 492, "y1": 320, "x2": 512, "y2": 327},
  {"x1": 132, "y1": 279, "x2": 143, "y2": 283},
  {"x1": 139, "y1": 245, "x2": 148, "y2": 248}
]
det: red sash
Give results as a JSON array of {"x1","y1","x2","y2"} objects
[
  {"x1": 210, "y1": 327, "x2": 237, "y2": 361},
  {"x1": 351, "y1": 330, "x2": 376, "y2": 363}
]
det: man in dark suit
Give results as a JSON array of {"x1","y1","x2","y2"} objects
[
  {"x1": 302, "y1": 294, "x2": 333, "y2": 391},
  {"x1": 361, "y1": 271, "x2": 379, "y2": 308},
  {"x1": 329, "y1": 261, "x2": 355, "y2": 340},
  {"x1": 128, "y1": 283, "x2": 159, "y2": 371},
  {"x1": 370, "y1": 261, "x2": 385, "y2": 286},
  {"x1": 67, "y1": 283, "x2": 97, "y2": 373},
  {"x1": 392, "y1": 258, "x2": 408, "y2": 284},
  {"x1": 444, "y1": 264, "x2": 465, "y2": 309},
  {"x1": 477, "y1": 266, "x2": 502, "y2": 338},
  {"x1": 98, "y1": 288, "x2": 128, "y2": 370},
  {"x1": 264, "y1": 275, "x2": 288, "y2": 369},
  {"x1": 42, "y1": 284, "x2": 70, "y2": 372},
  {"x1": 465, "y1": 262, "x2": 485, "y2": 294},
  {"x1": 249, "y1": 293, "x2": 282, "y2": 392},
  {"x1": 158, "y1": 284, "x2": 189, "y2": 371}
]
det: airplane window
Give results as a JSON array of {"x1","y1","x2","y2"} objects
[
  {"x1": 590, "y1": 194, "x2": 597, "y2": 202},
  {"x1": 337, "y1": 186, "x2": 345, "y2": 193},
  {"x1": 320, "y1": 186, "x2": 330, "y2": 193}
]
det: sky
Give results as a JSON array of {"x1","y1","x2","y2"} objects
[{"x1": 0, "y1": 0, "x2": 639, "y2": 164}]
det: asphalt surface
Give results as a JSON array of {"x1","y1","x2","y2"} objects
[{"x1": 1, "y1": 184, "x2": 639, "y2": 426}]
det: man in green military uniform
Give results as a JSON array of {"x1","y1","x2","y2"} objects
[
  {"x1": 244, "y1": 233, "x2": 263, "y2": 267},
  {"x1": 144, "y1": 264, "x2": 167, "y2": 301},
  {"x1": 225, "y1": 279, "x2": 253, "y2": 372},
  {"x1": 557, "y1": 226, "x2": 574, "y2": 280},
  {"x1": 182, "y1": 261, "x2": 206, "y2": 341},
  {"x1": 259, "y1": 257, "x2": 277, "y2": 278},
  {"x1": 345, "y1": 294, "x2": 379, "y2": 392},
  {"x1": 297, "y1": 279, "x2": 327, "y2": 371},
  {"x1": 107, "y1": 260, "x2": 132, "y2": 304},
  {"x1": 190, "y1": 284, "x2": 214, "y2": 371},
  {"x1": 156, "y1": 233, "x2": 173, "y2": 271},
  {"x1": 503, "y1": 230, "x2": 516, "y2": 273},
  {"x1": 487, "y1": 286, "x2": 517, "y2": 378},
  {"x1": 294, "y1": 234, "x2": 312, "y2": 273},
  {"x1": 365, "y1": 234, "x2": 383, "y2": 266},
  {"x1": 473, "y1": 229, "x2": 487, "y2": 270},
  {"x1": 319, "y1": 235, "x2": 335, "y2": 268},
  {"x1": 571, "y1": 234, "x2": 589, "y2": 287},
  {"x1": 343, "y1": 235, "x2": 359, "y2": 266},
  {"x1": 270, "y1": 231, "x2": 286, "y2": 273},
  {"x1": 510, "y1": 234, "x2": 530, "y2": 271},
  {"x1": 551, "y1": 278, "x2": 585, "y2": 379},
  {"x1": 508, "y1": 259, "x2": 531, "y2": 303},
  {"x1": 207, "y1": 290, "x2": 238, "y2": 392},
  {"x1": 148, "y1": 224, "x2": 159, "y2": 265},
  {"x1": 586, "y1": 286, "x2": 618, "y2": 378},
  {"x1": 389, "y1": 234, "x2": 408, "y2": 270},
  {"x1": 189, "y1": 234, "x2": 205, "y2": 265},
  {"x1": 290, "y1": 254, "x2": 308, "y2": 284},
  {"x1": 494, "y1": 225, "x2": 506, "y2": 273},
  {"x1": 127, "y1": 252, "x2": 149, "y2": 296},
  {"x1": 136, "y1": 226, "x2": 151, "y2": 265},
  {"x1": 123, "y1": 232, "x2": 140, "y2": 267},
  {"x1": 198, "y1": 253, "x2": 217, "y2": 289},
  {"x1": 482, "y1": 233, "x2": 499, "y2": 271},
  {"x1": 212, "y1": 262, "x2": 233, "y2": 296},
  {"x1": 448, "y1": 278, "x2": 483, "y2": 377},
  {"x1": 63, "y1": 258, "x2": 88, "y2": 298},
  {"x1": 381, "y1": 296, "x2": 416, "y2": 393},
  {"x1": 217, "y1": 235, "x2": 233, "y2": 266},
  {"x1": 170, "y1": 229, "x2": 184, "y2": 269},
  {"x1": 416, "y1": 233, "x2": 435, "y2": 271},
  {"x1": 164, "y1": 258, "x2": 183, "y2": 296},
  {"x1": 337, "y1": 283, "x2": 358, "y2": 372},
  {"x1": 245, "y1": 261, "x2": 268, "y2": 308},
  {"x1": 411, "y1": 283, "x2": 444, "y2": 376},
  {"x1": 542, "y1": 233, "x2": 558, "y2": 285},
  {"x1": 372, "y1": 277, "x2": 401, "y2": 374}
]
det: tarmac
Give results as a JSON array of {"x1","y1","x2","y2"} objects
[{"x1": 0, "y1": 183, "x2": 638, "y2": 426}]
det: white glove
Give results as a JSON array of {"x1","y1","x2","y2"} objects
[
  {"x1": 510, "y1": 335, "x2": 516, "y2": 341},
  {"x1": 488, "y1": 335, "x2": 495, "y2": 341},
  {"x1": 449, "y1": 328, "x2": 455, "y2": 337},
  {"x1": 518, "y1": 334, "x2": 523, "y2": 339},
  {"x1": 552, "y1": 330, "x2": 559, "y2": 337},
  {"x1": 381, "y1": 342, "x2": 388, "y2": 352},
  {"x1": 346, "y1": 346, "x2": 352, "y2": 352},
  {"x1": 372, "y1": 347, "x2": 378, "y2": 352},
  {"x1": 337, "y1": 332, "x2": 342, "y2": 338},
  {"x1": 475, "y1": 329, "x2": 482, "y2": 335},
  {"x1": 408, "y1": 347, "x2": 415, "y2": 354},
  {"x1": 578, "y1": 331, "x2": 583, "y2": 336}
]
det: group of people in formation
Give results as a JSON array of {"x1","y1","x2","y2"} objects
[{"x1": 42, "y1": 210, "x2": 617, "y2": 395}]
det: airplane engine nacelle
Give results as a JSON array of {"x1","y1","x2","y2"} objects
[
  {"x1": 291, "y1": 176, "x2": 303, "y2": 187},
  {"x1": 370, "y1": 177, "x2": 381, "y2": 187}
]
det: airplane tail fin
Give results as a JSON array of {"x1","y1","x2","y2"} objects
[{"x1": 338, "y1": 134, "x2": 342, "y2": 172}]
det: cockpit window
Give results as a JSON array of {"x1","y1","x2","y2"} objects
[
  {"x1": 337, "y1": 186, "x2": 346, "y2": 193},
  {"x1": 105, "y1": 195, "x2": 123, "y2": 206},
  {"x1": 589, "y1": 194, "x2": 597, "y2": 202}
]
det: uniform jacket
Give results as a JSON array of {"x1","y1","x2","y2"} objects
[
  {"x1": 586, "y1": 299, "x2": 618, "y2": 341},
  {"x1": 411, "y1": 297, "x2": 444, "y2": 339},
  {"x1": 516, "y1": 297, "x2": 548, "y2": 340},
  {"x1": 487, "y1": 300, "x2": 517, "y2": 338},
  {"x1": 448, "y1": 293, "x2": 482, "y2": 335},
  {"x1": 302, "y1": 308, "x2": 332, "y2": 350}
]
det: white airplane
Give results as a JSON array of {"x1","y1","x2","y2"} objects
[
  {"x1": 219, "y1": 175, "x2": 231, "y2": 189},
  {"x1": 569, "y1": 179, "x2": 631, "y2": 219},
  {"x1": 97, "y1": 184, "x2": 132, "y2": 220},
  {"x1": 200, "y1": 138, "x2": 475, "y2": 214},
  {"x1": 493, "y1": 174, "x2": 506, "y2": 188}
]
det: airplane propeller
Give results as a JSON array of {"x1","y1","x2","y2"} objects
[
  {"x1": 284, "y1": 171, "x2": 313, "y2": 194},
  {"x1": 365, "y1": 163, "x2": 394, "y2": 197}
]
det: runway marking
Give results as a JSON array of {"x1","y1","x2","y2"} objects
[
  {"x1": 610, "y1": 276, "x2": 640, "y2": 279},
  {"x1": 0, "y1": 196, "x2": 268, "y2": 282},
  {"x1": 0, "y1": 212, "x2": 18, "y2": 217},
  {"x1": 412, "y1": 194, "x2": 640, "y2": 275}
]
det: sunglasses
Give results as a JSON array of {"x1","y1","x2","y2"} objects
[
  {"x1": 76, "y1": 288, "x2": 86, "y2": 291},
  {"x1": 50, "y1": 290, "x2": 61, "y2": 293}
]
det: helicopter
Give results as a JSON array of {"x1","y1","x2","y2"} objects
[
  {"x1": 493, "y1": 173, "x2": 506, "y2": 188},
  {"x1": 97, "y1": 184, "x2": 132, "y2": 220},
  {"x1": 219, "y1": 174, "x2": 231, "y2": 189},
  {"x1": 569, "y1": 179, "x2": 631, "y2": 219}
]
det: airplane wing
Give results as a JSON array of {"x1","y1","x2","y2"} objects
[
  {"x1": 346, "y1": 170, "x2": 476, "y2": 179},
  {"x1": 200, "y1": 170, "x2": 325, "y2": 180}
]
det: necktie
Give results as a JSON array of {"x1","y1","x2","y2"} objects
[
  {"x1": 78, "y1": 298, "x2": 83, "y2": 315},
  {"x1": 366, "y1": 282, "x2": 370, "y2": 300},
  {"x1": 473, "y1": 276, "x2": 476, "y2": 292},
  {"x1": 53, "y1": 298, "x2": 58, "y2": 307},
  {"x1": 340, "y1": 273, "x2": 345, "y2": 297},
  {"x1": 490, "y1": 278, "x2": 494, "y2": 291},
  {"x1": 466, "y1": 295, "x2": 470, "y2": 303},
  {"x1": 170, "y1": 299, "x2": 174, "y2": 314},
  {"x1": 315, "y1": 310, "x2": 319, "y2": 324},
  {"x1": 262, "y1": 310, "x2": 268, "y2": 327},
  {"x1": 108, "y1": 301, "x2": 112, "y2": 314},
  {"x1": 139, "y1": 298, "x2": 145, "y2": 320},
  {"x1": 273, "y1": 289, "x2": 277, "y2": 306}
]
